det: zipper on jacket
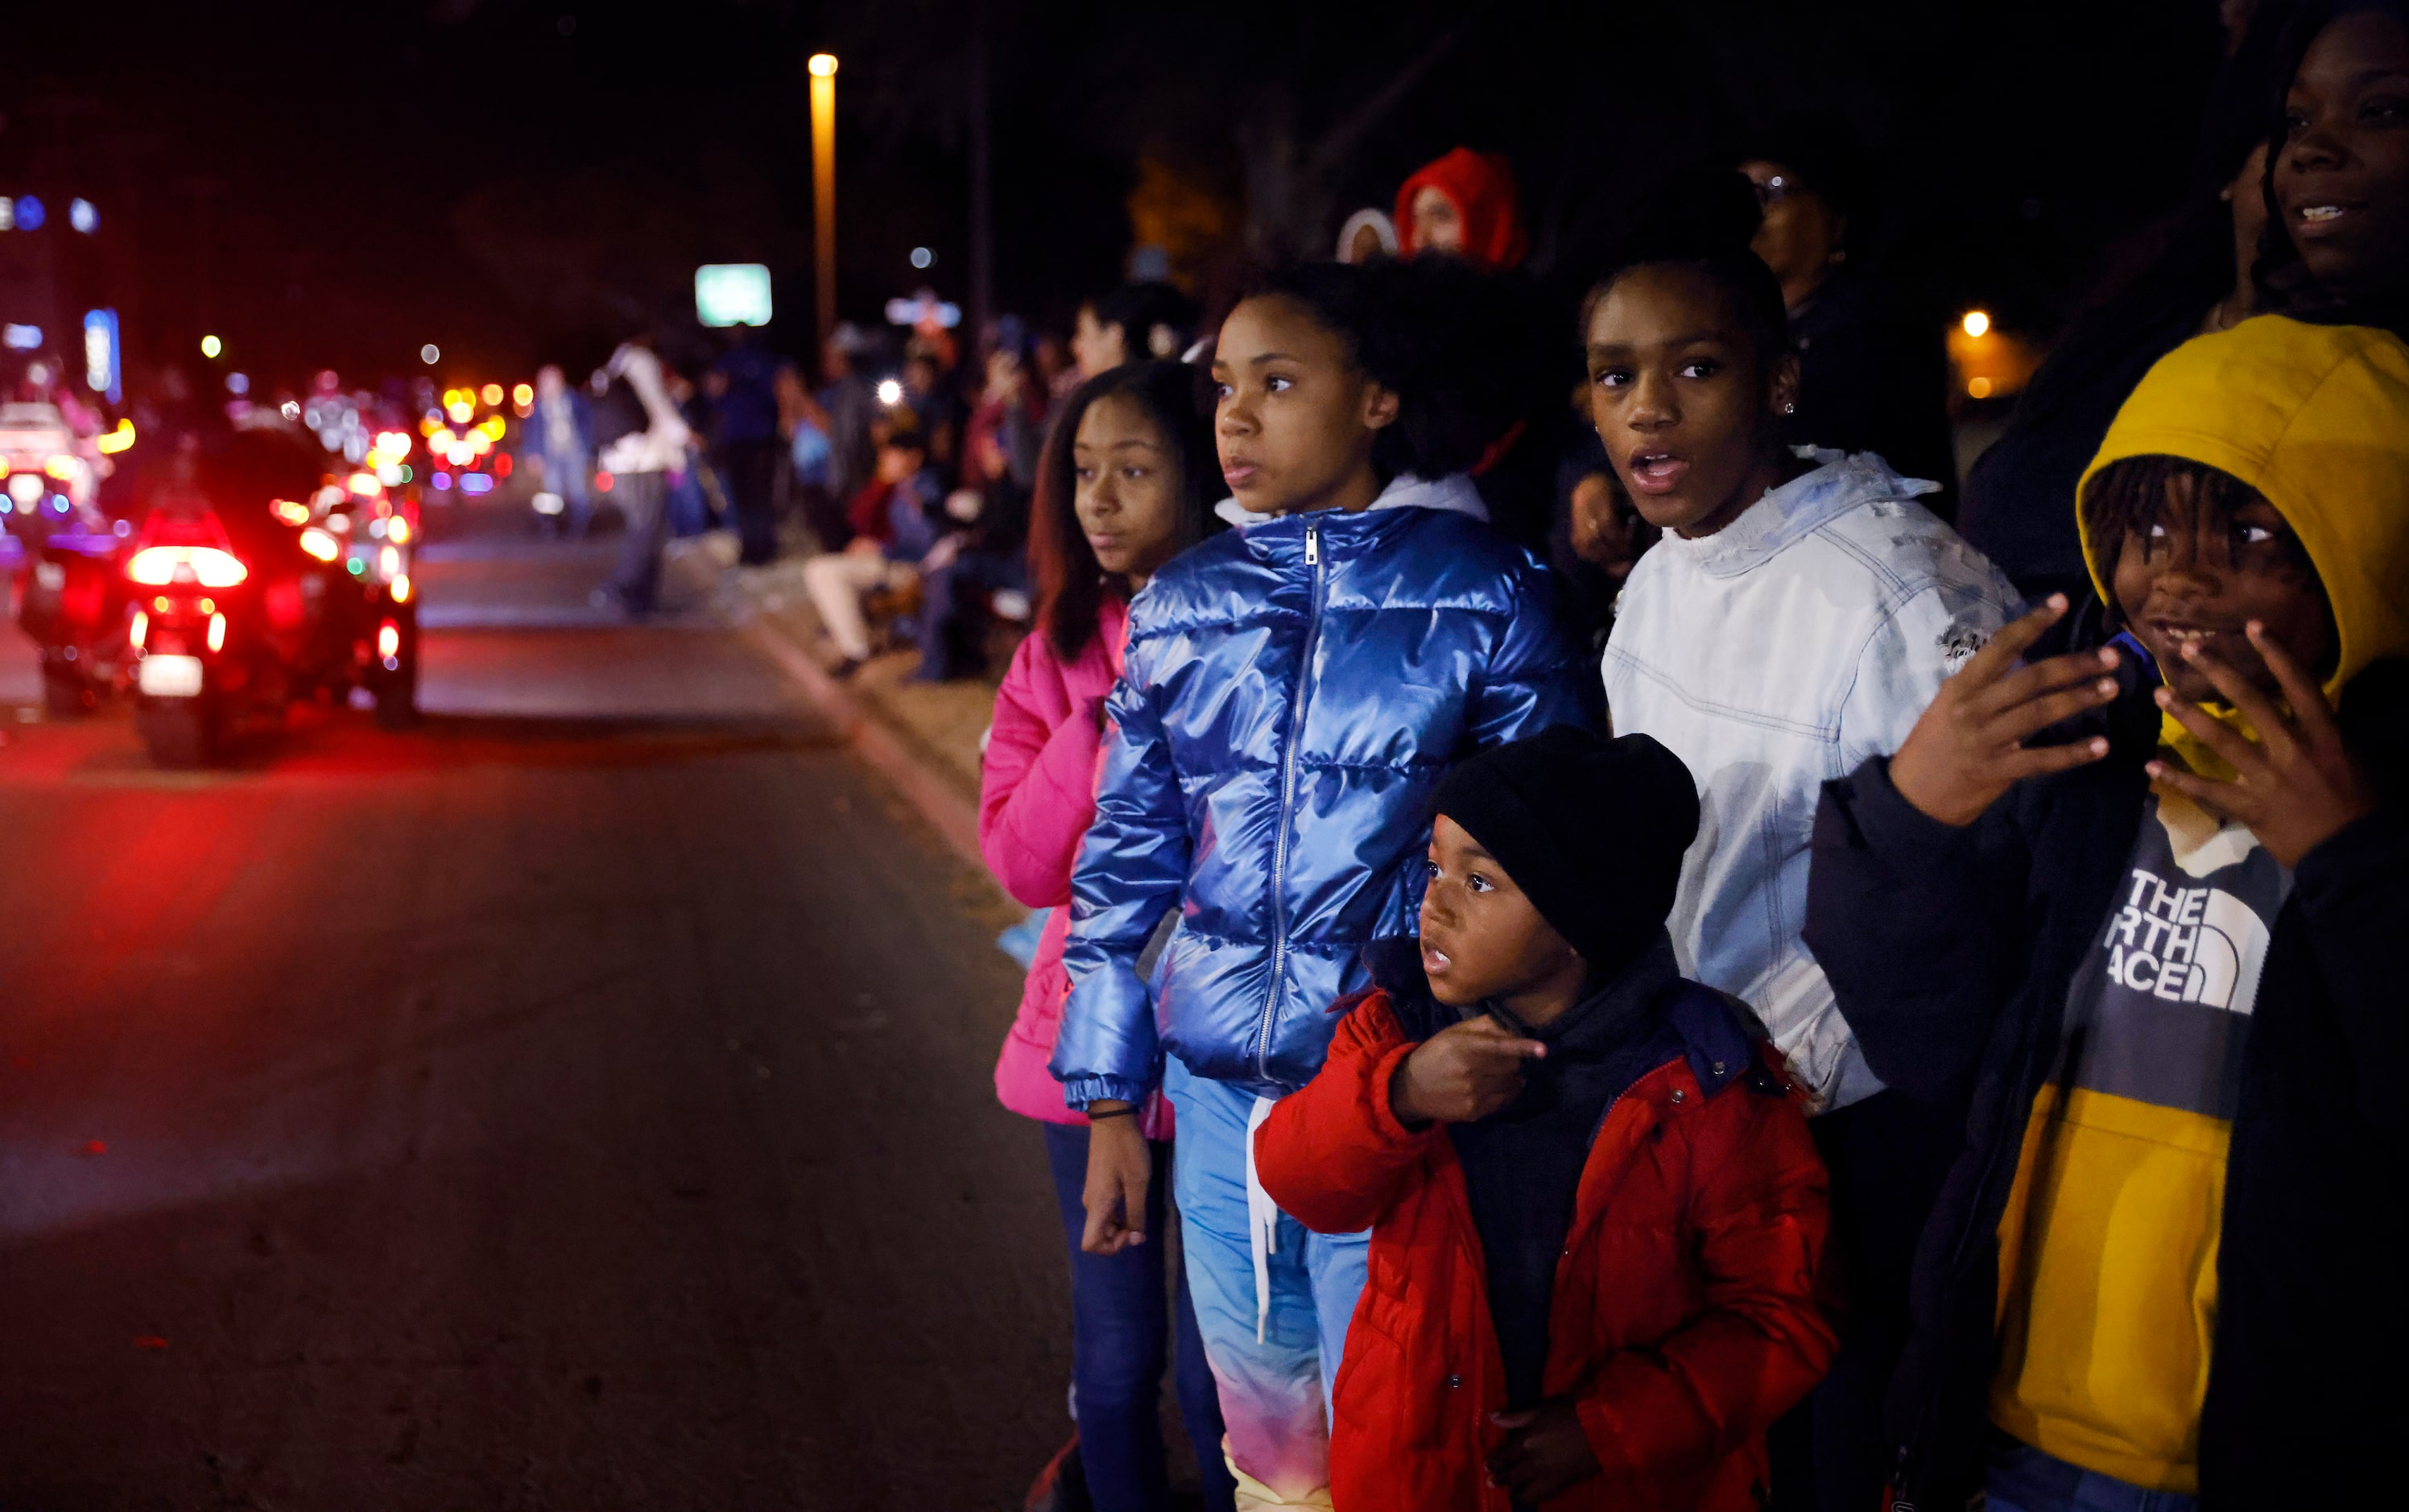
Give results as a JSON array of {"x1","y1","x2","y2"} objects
[{"x1": 1256, "y1": 520, "x2": 1324, "y2": 1080}]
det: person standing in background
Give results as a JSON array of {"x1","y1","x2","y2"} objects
[
  {"x1": 1071, "y1": 284, "x2": 1200, "y2": 380},
  {"x1": 817, "y1": 323, "x2": 881, "y2": 537},
  {"x1": 1395, "y1": 147, "x2": 1530, "y2": 271},
  {"x1": 526, "y1": 363, "x2": 594, "y2": 539},
  {"x1": 1741, "y1": 121, "x2": 1961, "y2": 518},
  {"x1": 710, "y1": 332, "x2": 785, "y2": 566},
  {"x1": 593, "y1": 335, "x2": 691, "y2": 617}
]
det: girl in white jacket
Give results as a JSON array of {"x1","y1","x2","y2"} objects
[{"x1": 1582, "y1": 172, "x2": 2019, "y2": 1512}]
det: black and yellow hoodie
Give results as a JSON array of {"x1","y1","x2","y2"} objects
[{"x1": 1804, "y1": 315, "x2": 2409, "y2": 1509}]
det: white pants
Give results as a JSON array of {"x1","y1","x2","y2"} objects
[{"x1": 801, "y1": 550, "x2": 912, "y2": 661}]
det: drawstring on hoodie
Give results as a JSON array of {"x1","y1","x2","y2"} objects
[{"x1": 1245, "y1": 1095, "x2": 1280, "y2": 1343}]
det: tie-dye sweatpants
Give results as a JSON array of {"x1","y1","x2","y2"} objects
[{"x1": 1166, "y1": 1057, "x2": 1370, "y2": 1510}]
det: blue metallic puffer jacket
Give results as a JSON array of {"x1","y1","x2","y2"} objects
[{"x1": 1052, "y1": 475, "x2": 1601, "y2": 1105}]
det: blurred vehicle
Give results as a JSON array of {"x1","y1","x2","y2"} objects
[
  {"x1": 0, "y1": 400, "x2": 104, "y2": 568},
  {"x1": 419, "y1": 384, "x2": 513, "y2": 511},
  {"x1": 18, "y1": 429, "x2": 419, "y2": 766}
]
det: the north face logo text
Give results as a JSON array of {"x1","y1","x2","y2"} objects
[{"x1": 2103, "y1": 868, "x2": 2271, "y2": 1012}]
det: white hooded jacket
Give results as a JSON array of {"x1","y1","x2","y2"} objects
[{"x1": 1601, "y1": 450, "x2": 2019, "y2": 1111}]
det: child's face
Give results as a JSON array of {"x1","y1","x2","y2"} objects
[
  {"x1": 1212, "y1": 295, "x2": 1398, "y2": 516},
  {"x1": 1072, "y1": 392, "x2": 1188, "y2": 583},
  {"x1": 1585, "y1": 263, "x2": 1796, "y2": 539},
  {"x1": 1419, "y1": 815, "x2": 1578, "y2": 1010},
  {"x1": 2110, "y1": 473, "x2": 2337, "y2": 704}
]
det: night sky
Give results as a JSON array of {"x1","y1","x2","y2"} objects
[{"x1": 0, "y1": 0, "x2": 2221, "y2": 391}]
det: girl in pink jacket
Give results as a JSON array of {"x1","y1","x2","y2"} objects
[{"x1": 979, "y1": 361, "x2": 1231, "y2": 1512}]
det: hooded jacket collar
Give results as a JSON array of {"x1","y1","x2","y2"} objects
[
  {"x1": 1212, "y1": 470, "x2": 1490, "y2": 531},
  {"x1": 1654, "y1": 449, "x2": 1938, "y2": 580}
]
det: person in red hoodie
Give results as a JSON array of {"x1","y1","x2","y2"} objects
[
  {"x1": 1395, "y1": 147, "x2": 1531, "y2": 271},
  {"x1": 1254, "y1": 727, "x2": 1837, "y2": 1511}
]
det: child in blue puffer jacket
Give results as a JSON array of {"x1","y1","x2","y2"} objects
[{"x1": 1053, "y1": 259, "x2": 1599, "y2": 1509}]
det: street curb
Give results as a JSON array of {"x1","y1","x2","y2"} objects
[{"x1": 733, "y1": 614, "x2": 988, "y2": 873}]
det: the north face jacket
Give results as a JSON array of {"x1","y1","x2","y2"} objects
[
  {"x1": 1805, "y1": 317, "x2": 2409, "y2": 1507},
  {"x1": 1052, "y1": 474, "x2": 1597, "y2": 1105},
  {"x1": 1254, "y1": 942, "x2": 1836, "y2": 1512}
]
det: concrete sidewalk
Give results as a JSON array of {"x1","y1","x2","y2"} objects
[{"x1": 667, "y1": 533, "x2": 1007, "y2": 870}]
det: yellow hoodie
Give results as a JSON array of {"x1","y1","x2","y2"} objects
[
  {"x1": 2076, "y1": 315, "x2": 2409, "y2": 774},
  {"x1": 1992, "y1": 317, "x2": 2409, "y2": 1492}
]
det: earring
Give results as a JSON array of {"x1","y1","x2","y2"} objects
[{"x1": 1783, "y1": 402, "x2": 1796, "y2": 415}]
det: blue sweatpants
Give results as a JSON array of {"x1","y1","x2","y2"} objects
[{"x1": 1166, "y1": 1057, "x2": 1370, "y2": 1507}]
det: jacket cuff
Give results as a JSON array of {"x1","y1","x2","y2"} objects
[
  {"x1": 1843, "y1": 754, "x2": 1985, "y2": 865},
  {"x1": 1367, "y1": 1040, "x2": 1443, "y2": 1146},
  {"x1": 1062, "y1": 1074, "x2": 1151, "y2": 1110}
]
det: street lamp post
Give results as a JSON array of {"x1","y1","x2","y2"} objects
[{"x1": 808, "y1": 52, "x2": 839, "y2": 349}]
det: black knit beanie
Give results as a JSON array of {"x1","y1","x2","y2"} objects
[{"x1": 1428, "y1": 726, "x2": 1700, "y2": 977}]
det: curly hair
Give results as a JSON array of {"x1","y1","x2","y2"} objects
[
  {"x1": 1249, "y1": 258, "x2": 1534, "y2": 481},
  {"x1": 2079, "y1": 453, "x2": 2314, "y2": 596},
  {"x1": 1577, "y1": 167, "x2": 1790, "y2": 391}
]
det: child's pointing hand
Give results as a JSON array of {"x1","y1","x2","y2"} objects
[{"x1": 1389, "y1": 1015, "x2": 1547, "y2": 1126}]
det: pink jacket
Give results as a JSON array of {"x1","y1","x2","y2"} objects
[{"x1": 981, "y1": 597, "x2": 1167, "y2": 1132}]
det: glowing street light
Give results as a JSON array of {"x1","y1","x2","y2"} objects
[
  {"x1": 1961, "y1": 310, "x2": 1991, "y2": 339},
  {"x1": 810, "y1": 52, "x2": 839, "y2": 345},
  {"x1": 200, "y1": 334, "x2": 223, "y2": 359}
]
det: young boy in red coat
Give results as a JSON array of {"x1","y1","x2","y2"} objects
[{"x1": 1254, "y1": 727, "x2": 1837, "y2": 1511}]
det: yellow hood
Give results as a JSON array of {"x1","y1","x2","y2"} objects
[{"x1": 2077, "y1": 316, "x2": 2409, "y2": 772}]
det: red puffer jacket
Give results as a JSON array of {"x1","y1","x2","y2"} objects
[{"x1": 1255, "y1": 982, "x2": 1837, "y2": 1512}]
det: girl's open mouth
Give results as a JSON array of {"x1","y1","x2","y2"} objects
[
  {"x1": 1626, "y1": 452, "x2": 1690, "y2": 496},
  {"x1": 1420, "y1": 944, "x2": 1452, "y2": 978}
]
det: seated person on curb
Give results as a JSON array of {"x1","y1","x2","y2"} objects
[
  {"x1": 800, "y1": 415, "x2": 943, "y2": 678},
  {"x1": 1807, "y1": 316, "x2": 2409, "y2": 1510},
  {"x1": 1254, "y1": 727, "x2": 1838, "y2": 1512}
]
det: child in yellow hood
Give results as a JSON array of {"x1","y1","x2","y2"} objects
[{"x1": 1804, "y1": 313, "x2": 2409, "y2": 1511}]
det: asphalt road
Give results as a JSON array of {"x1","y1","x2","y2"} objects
[{"x1": 0, "y1": 527, "x2": 1085, "y2": 1510}]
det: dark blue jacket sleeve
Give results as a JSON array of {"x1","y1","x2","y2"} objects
[
  {"x1": 2291, "y1": 812, "x2": 2409, "y2": 1146},
  {"x1": 1805, "y1": 754, "x2": 2024, "y2": 1100},
  {"x1": 1051, "y1": 633, "x2": 1185, "y2": 1107}
]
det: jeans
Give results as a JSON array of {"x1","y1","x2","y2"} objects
[
  {"x1": 719, "y1": 437, "x2": 782, "y2": 564},
  {"x1": 1043, "y1": 1122, "x2": 1237, "y2": 1512},
  {"x1": 1167, "y1": 1058, "x2": 1370, "y2": 1509},
  {"x1": 605, "y1": 470, "x2": 671, "y2": 612},
  {"x1": 1987, "y1": 1440, "x2": 2200, "y2": 1512}
]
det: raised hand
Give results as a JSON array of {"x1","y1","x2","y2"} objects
[
  {"x1": 1389, "y1": 1015, "x2": 1547, "y2": 1126},
  {"x1": 1889, "y1": 594, "x2": 2122, "y2": 827},
  {"x1": 2149, "y1": 622, "x2": 2374, "y2": 869}
]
